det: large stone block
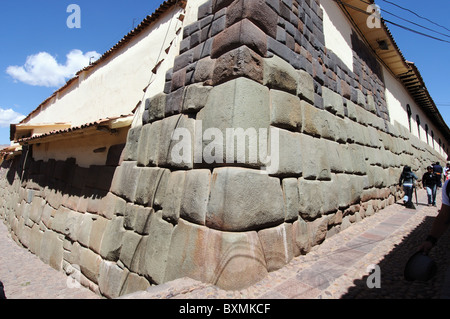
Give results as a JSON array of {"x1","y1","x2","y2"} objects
[
  {"x1": 89, "y1": 216, "x2": 109, "y2": 254},
  {"x1": 181, "y1": 83, "x2": 213, "y2": 113},
  {"x1": 267, "y1": 127, "x2": 302, "y2": 177},
  {"x1": 263, "y1": 55, "x2": 298, "y2": 94},
  {"x1": 164, "y1": 219, "x2": 268, "y2": 290},
  {"x1": 258, "y1": 223, "x2": 293, "y2": 272},
  {"x1": 134, "y1": 167, "x2": 167, "y2": 207},
  {"x1": 269, "y1": 89, "x2": 302, "y2": 131},
  {"x1": 124, "y1": 203, "x2": 153, "y2": 235},
  {"x1": 139, "y1": 211, "x2": 173, "y2": 284},
  {"x1": 299, "y1": 134, "x2": 331, "y2": 181},
  {"x1": 299, "y1": 175, "x2": 340, "y2": 216},
  {"x1": 206, "y1": 167, "x2": 284, "y2": 231},
  {"x1": 79, "y1": 246, "x2": 102, "y2": 284},
  {"x1": 180, "y1": 169, "x2": 211, "y2": 225},
  {"x1": 110, "y1": 161, "x2": 140, "y2": 202},
  {"x1": 297, "y1": 69, "x2": 315, "y2": 104},
  {"x1": 122, "y1": 126, "x2": 142, "y2": 161},
  {"x1": 282, "y1": 178, "x2": 300, "y2": 222},
  {"x1": 119, "y1": 230, "x2": 144, "y2": 272},
  {"x1": 77, "y1": 213, "x2": 94, "y2": 248},
  {"x1": 197, "y1": 77, "x2": 271, "y2": 167},
  {"x1": 293, "y1": 217, "x2": 311, "y2": 255},
  {"x1": 226, "y1": 0, "x2": 278, "y2": 38},
  {"x1": 98, "y1": 260, "x2": 129, "y2": 299},
  {"x1": 162, "y1": 170, "x2": 186, "y2": 224},
  {"x1": 158, "y1": 115, "x2": 196, "y2": 169},
  {"x1": 322, "y1": 86, "x2": 344, "y2": 118},
  {"x1": 39, "y1": 230, "x2": 63, "y2": 271},
  {"x1": 211, "y1": 19, "x2": 267, "y2": 58},
  {"x1": 99, "y1": 216, "x2": 126, "y2": 262},
  {"x1": 212, "y1": 45, "x2": 264, "y2": 85}
]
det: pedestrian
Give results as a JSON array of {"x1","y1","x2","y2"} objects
[
  {"x1": 418, "y1": 179, "x2": 450, "y2": 254},
  {"x1": 444, "y1": 162, "x2": 450, "y2": 181},
  {"x1": 422, "y1": 165, "x2": 438, "y2": 207},
  {"x1": 433, "y1": 162, "x2": 443, "y2": 188},
  {"x1": 399, "y1": 165, "x2": 418, "y2": 209},
  {"x1": 0, "y1": 281, "x2": 6, "y2": 299}
]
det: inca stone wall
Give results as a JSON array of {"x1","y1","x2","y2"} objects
[{"x1": 0, "y1": 0, "x2": 446, "y2": 297}]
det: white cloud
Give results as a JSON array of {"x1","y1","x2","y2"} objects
[
  {"x1": 6, "y1": 49, "x2": 101, "y2": 87},
  {"x1": 0, "y1": 108, "x2": 26, "y2": 127}
]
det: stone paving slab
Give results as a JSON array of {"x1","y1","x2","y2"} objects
[{"x1": 0, "y1": 222, "x2": 101, "y2": 299}]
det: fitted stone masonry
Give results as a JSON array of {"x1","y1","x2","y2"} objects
[{"x1": 0, "y1": 0, "x2": 447, "y2": 297}]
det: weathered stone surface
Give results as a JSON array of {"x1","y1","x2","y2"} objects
[
  {"x1": 79, "y1": 245, "x2": 102, "y2": 284},
  {"x1": 309, "y1": 215, "x2": 329, "y2": 247},
  {"x1": 39, "y1": 230, "x2": 63, "y2": 271},
  {"x1": 282, "y1": 178, "x2": 300, "y2": 222},
  {"x1": 322, "y1": 87, "x2": 344, "y2": 118},
  {"x1": 226, "y1": 0, "x2": 278, "y2": 38},
  {"x1": 110, "y1": 161, "x2": 140, "y2": 202},
  {"x1": 120, "y1": 272, "x2": 150, "y2": 297},
  {"x1": 134, "y1": 167, "x2": 166, "y2": 207},
  {"x1": 211, "y1": 19, "x2": 267, "y2": 58},
  {"x1": 122, "y1": 126, "x2": 142, "y2": 161},
  {"x1": 119, "y1": 230, "x2": 144, "y2": 272},
  {"x1": 140, "y1": 211, "x2": 173, "y2": 284},
  {"x1": 124, "y1": 203, "x2": 153, "y2": 235},
  {"x1": 193, "y1": 56, "x2": 215, "y2": 84},
  {"x1": 99, "y1": 216, "x2": 126, "y2": 261},
  {"x1": 299, "y1": 134, "x2": 331, "y2": 180},
  {"x1": 181, "y1": 83, "x2": 212, "y2": 113},
  {"x1": 29, "y1": 196, "x2": 45, "y2": 224},
  {"x1": 269, "y1": 89, "x2": 302, "y2": 131},
  {"x1": 212, "y1": 45, "x2": 264, "y2": 85},
  {"x1": 162, "y1": 170, "x2": 186, "y2": 224},
  {"x1": 180, "y1": 169, "x2": 211, "y2": 225},
  {"x1": 206, "y1": 167, "x2": 284, "y2": 231},
  {"x1": 268, "y1": 127, "x2": 302, "y2": 177},
  {"x1": 297, "y1": 69, "x2": 315, "y2": 104},
  {"x1": 89, "y1": 216, "x2": 109, "y2": 254},
  {"x1": 197, "y1": 77, "x2": 270, "y2": 167},
  {"x1": 97, "y1": 192, "x2": 126, "y2": 220},
  {"x1": 298, "y1": 178, "x2": 324, "y2": 220},
  {"x1": 165, "y1": 219, "x2": 268, "y2": 290},
  {"x1": 77, "y1": 213, "x2": 94, "y2": 248},
  {"x1": 293, "y1": 217, "x2": 311, "y2": 255},
  {"x1": 300, "y1": 100, "x2": 322, "y2": 137},
  {"x1": 98, "y1": 260, "x2": 129, "y2": 299},
  {"x1": 29, "y1": 223, "x2": 43, "y2": 256},
  {"x1": 258, "y1": 223, "x2": 293, "y2": 272},
  {"x1": 263, "y1": 55, "x2": 298, "y2": 94},
  {"x1": 158, "y1": 115, "x2": 195, "y2": 169}
]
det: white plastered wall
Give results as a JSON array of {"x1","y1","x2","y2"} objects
[
  {"x1": 321, "y1": 0, "x2": 354, "y2": 72},
  {"x1": 23, "y1": 1, "x2": 206, "y2": 129},
  {"x1": 384, "y1": 66, "x2": 447, "y2": 157}
]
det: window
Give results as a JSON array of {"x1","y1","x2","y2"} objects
[
  {"x1": 431, "y1": 131, "x2": 435, "y2": 149},
  {"x1": 406, "y1": 104, "x2": 412, "y2": 133},
  {"x1": 416, "y1": 115, "x2": 420, "y2": 139},
  {"x1": 425, "y1": 124, "x2": 429, "y2": 144}
]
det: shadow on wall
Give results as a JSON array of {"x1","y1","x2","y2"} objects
[
  {"x1": 341, "y1": 213, "x2": 450, "y2": 299},
  {"x1": 4, "y1": 144, "x2": 125, "y2": 204}
]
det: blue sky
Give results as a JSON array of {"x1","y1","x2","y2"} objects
[{"x1": 0, "y1": 0, "x2": 449, "y2": 145}]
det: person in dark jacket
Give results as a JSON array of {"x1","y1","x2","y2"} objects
[
  {"x1": 0, "y1": 281, "x2": 6, "y2": 299},
  {"x1": 399, "y1": 165, "x2": 418, "y2": 209},
  {"x1": 433, "y1": 162, "x2": 443, "y2": 187},
  {"x1": 422, "y1": 165, "x2": 438, "y2": 206}
]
